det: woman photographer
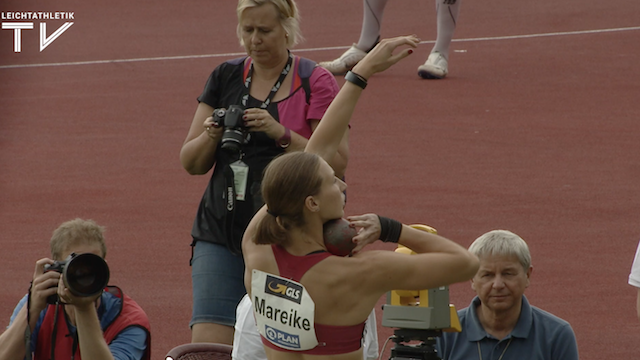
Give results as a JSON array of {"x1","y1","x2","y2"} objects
[
  {"x1": 180, "y1": 0, "x2": 348, "y2": 344},
  {"x1": 241, "y1": 35, "x2": 479, "y2": 359}
]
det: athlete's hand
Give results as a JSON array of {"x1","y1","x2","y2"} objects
[
  {"x1": 351, "y1": 35, "x2": 420, "y2": 79},
  {"x1": 347, "y1": 214, "x2": 382, "y2": 254}
]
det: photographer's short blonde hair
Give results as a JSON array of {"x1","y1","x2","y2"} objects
[
  {"x1": 237, "y1": 0, "x2": 303, "y2": 48},
  {"x1": 50, "y1": 218, "x2": 106, "y2": 260}
]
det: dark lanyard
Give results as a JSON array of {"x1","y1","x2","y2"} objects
[
  {"x1": 241, "y1": 52, "x2": 293, "y2": 109},
  {"x1": 225, "y1": 54, "x2": 292, "y2": 254}
]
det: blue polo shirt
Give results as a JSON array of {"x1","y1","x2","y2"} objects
[{"x1": 436, "y1": 295, "x2": 579, "y2": 360}]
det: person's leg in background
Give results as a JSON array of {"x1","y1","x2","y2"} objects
[
  {"x1": 319, "y1": 0, "x2": 389, "y2": 75},
  {"x1": 418, "y1": 0, "x2": 461, "y2": 79},
  {"x1": 190, "y1": 240, "x2": 246, "y2": 344}
]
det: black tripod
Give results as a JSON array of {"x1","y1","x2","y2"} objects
[{"x1": 388, "y1": 328, "x2": 443, "y2": 360}]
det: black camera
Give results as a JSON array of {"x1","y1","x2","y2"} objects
[
  {"x1": 213, "y1": 105, "x2": 248, "y2": 154},
  {"x1": 43, "y1": 253, "x2": 110, "y2": 304}
]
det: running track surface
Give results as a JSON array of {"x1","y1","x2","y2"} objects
[{"x1": 1, "y1": 1, "x2": 639, "y2": 359}]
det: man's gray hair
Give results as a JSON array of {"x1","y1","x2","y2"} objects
[{"x1": 468, "y1": 230, "x2": 531, "y2": 270}]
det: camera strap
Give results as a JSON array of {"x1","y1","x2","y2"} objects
[
  {"x1": 223, "y1": 163, "x2": 242, "y2": 254},
  {"x1": 222, "y1": 53, "x2": 292, "y2": 255},
  {"x1": 241, "y1": 52, "x2": 293, "y2": 109},
  {"x1": 25, "y1": 282, "x2": 33, "y2": 360}
]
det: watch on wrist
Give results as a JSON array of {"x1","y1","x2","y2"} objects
[{"x1": 277, "y1": 127, "x2": 291, "y2": 149}]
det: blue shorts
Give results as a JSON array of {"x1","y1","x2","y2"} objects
[{"x1": 190, "y1": 240, "x2": 246, "y2": 328}]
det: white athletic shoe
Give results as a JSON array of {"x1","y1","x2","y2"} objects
[
  {"x1": 417, "y1": 52, "x2": 449, "y2": 79},
  {"x1": 319, "y1": 44, "x2": 368, "y2": 75}
]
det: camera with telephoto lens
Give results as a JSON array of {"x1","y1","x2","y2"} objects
[
  {"x1": 213, "y1": 105, "x2": 248, "y2": 154},
  {"x1": 43, "y1": 253, "x2": 110, "y2": 304}
]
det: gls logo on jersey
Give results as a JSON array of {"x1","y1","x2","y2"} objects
[
  {"x1": 265, "y1": 275, "x2": 302, "y2": 304},
  {"x1": 1, "y1": 12, "x2": 74, "y2": 52}
]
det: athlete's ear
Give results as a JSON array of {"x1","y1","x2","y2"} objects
[{"x1": 305, "y1": 195, "x2": 319, "y2": 213}]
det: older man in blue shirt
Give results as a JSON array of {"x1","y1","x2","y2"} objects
[{"x1": 437, "y1": 230, "x2": 579, "y2": 360}]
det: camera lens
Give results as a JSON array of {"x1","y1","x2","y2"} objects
[
  {"x1": 221, "y1": 129, "x2": 245, "y2": 153},
  {"x1": 64, "y1": 253, "x2": 110, "y2": 297}
]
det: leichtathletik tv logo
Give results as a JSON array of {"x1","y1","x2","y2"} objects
[
  {"x1": 1, "y1": 11, "x2": 74, "y2": 52},
  {"x1": 265, "y1": 275, "x2": 303, "y2": 304}
]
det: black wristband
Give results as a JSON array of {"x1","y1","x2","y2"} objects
[
  {"x1": 345, "y1": 71, "x2": 368, "y2": 89},
  {"x1": 378, "y1": 215, "x2": 403, "y2": 243}
]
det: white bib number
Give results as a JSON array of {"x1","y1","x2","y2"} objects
[{"x1": 251, "y1": 270, "x2": 318, "y2": 351}]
